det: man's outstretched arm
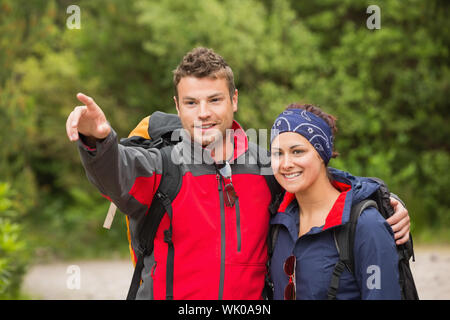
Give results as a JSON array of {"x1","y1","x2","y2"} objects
[{"x1": 66, "y1": 93, "x2": 162, "y2": 218}]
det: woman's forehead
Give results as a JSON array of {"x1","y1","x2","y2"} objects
[{"x1": 271, "y1": 132, "x2": 310, "y2": 149}]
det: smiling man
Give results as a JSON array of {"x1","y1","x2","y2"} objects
[
  {"x1": 176, "y1": 76, "x2": 237, "y2": 162},
  {"x1": 66, "y1": 47, "x2": 411, "y2": 300}
]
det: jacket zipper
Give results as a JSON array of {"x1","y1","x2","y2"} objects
[
  {"x1": 217, "y1": 172, "x2": 242, "y2": 299},
  {"x1": 217, "y1": 174, "x2": 226, "y2": 300},
  {"x1": 235, "y1": 197, "x2": 241, "y2": 252}
]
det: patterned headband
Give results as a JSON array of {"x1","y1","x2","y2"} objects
[{"x1": 270, "y1": 109, "x2": 334, "y2": 165}]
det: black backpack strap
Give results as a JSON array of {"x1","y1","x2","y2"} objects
[
  {"x1": 327, "y1": 199, "x2": 378, "y2": 300},
  {"x1": 264, "y1": 175, "x2": 284, "y2": 216},
  {"x1": 126, "y1": 145, "x2": 182, "y2": 300},
  {"x1": 367, "y1": 178, "x2": 419, "y2": 300},
  {"x1": 256, "y1": 148, "x2": 284, "y2": 300},
  {"x1": 256, "y1": 148, "x2": 285, "y2": 216},
  {"x1": 126, "y1": 250, "x2": 146, "y2": 300}
]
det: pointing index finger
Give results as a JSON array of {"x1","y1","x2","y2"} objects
[{"x1": 77, "y1": 92, "x2": 97, "y2": 110}]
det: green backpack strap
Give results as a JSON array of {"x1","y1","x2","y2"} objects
[{"x1": 327, "y1": 199, "x2": 378, "y2": 300}]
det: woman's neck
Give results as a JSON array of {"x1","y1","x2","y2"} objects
[{"x1": 295, "y1": 172, "x2": 341, "y2": 221}]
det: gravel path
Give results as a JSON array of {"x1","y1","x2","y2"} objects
[{"x1": 22, "y1": 246, "x2": 450, "y2": 300}]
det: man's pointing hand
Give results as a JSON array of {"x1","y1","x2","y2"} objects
[{"x1": 66, "y1": 93, "x2": 111, "y2": 142}]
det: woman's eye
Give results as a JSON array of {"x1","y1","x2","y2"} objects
[
  {"x1": 271, "y1": 152, "x2": 282, "y2": 157},
  {"x1": 292, "y1": 149, "x2": 304, "y2": 155}
]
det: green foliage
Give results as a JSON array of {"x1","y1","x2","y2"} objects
[
  {"x1": 0, "y1": 0, "x2": 448, "y2": 280},
  {"x1": 0, "y1": 183, "x2": 29, "y2": 299}
]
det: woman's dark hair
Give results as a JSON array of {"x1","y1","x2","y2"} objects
[{"x1": 285, "y1": 103, "x2": 340, "y2": 160}]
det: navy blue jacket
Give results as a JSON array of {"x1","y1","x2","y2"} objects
[{"x1": 270, "y1": 168, "x2": 401, "y2": 300}]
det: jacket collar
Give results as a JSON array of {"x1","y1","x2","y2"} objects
[{"x1": 273, "y1": 168, "x2": 380, "y2": 231}]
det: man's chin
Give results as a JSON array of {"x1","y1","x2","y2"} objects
[{"x1": 194, "y1": 134, "x2": 222, "y2": 148}]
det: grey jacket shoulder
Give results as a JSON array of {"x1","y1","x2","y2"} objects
[{"x1": 77, "y1": 128, "x2": 163, "y2": 218}]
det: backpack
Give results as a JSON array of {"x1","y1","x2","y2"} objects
[
  {"x1": 118, "y1": 111, "x2": 183, "y2": 300},
  {"x1": 267, "y1": 177, "x2": 419, "y2": 300},
  {"x1": 109, "y1": 111, "x2": 283, "y2": 300}
]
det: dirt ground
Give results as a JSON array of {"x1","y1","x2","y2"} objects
[{"x1": 21, "y1": 245, "x2": 450, "y2": 300}]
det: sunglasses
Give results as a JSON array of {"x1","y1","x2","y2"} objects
[
  {"x1": 284, "y1": 255, "x2": 296, "y2": 300},
  {"x1": 216, "y1": 161, "x2": 238, "y2": 207}
]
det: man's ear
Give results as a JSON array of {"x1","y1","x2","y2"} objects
[
  {"x1": 174, "y1": 96, "x2": 180, "y2": 116},
  {"x1": 232, "y1": 89, "x2": 238, "y2": 113}
]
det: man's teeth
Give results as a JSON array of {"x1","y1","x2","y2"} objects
[
  {"x1": 197, "y1": 124, "x2": 215, "y2": 129},
  {"x1": 284, "y1": 172, "x2": 301, "y2": 178}
]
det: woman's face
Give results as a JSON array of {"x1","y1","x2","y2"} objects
[{"x1": 271, "y1": 132, "x2": 325, "y2": 194}]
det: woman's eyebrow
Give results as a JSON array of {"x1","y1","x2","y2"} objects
[{"x1": 272, "y1": 144, "x2": 305, "y2": 151}]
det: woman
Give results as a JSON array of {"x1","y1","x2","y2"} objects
[{"x1": 269, "y1": 103, "x2": 401, "y2": 300}]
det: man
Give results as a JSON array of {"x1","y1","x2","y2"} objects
[{"x1": 66, "y1": 47, "x2": 410, "y2": 300}]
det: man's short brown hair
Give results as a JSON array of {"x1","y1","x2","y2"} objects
[{"x1": 173, "y1": 47, "x2": 236, "y2": 100}]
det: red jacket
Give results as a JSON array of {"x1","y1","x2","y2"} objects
[{"x1": 78, "y1": 120, "x2": 272, "y2": 299}]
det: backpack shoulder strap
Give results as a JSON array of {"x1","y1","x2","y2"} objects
[
  {"x1": 135, "y1": 145, "x2": 181, "y2": 251},
  {"x1": 254, "y1": 146, "x2": 284, "y2": 215},
  {"x1": 127, "y1": 145, "x2": 182, "y2": 300},
  {"x1": 327, "y1": 199, "x2": 378, "y2": 300}
]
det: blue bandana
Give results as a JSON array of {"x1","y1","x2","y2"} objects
[{"x1": 271, "y1": 109, "x2": 334, "y2": 165}]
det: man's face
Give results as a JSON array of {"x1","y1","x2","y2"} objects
[{"x1": 174, "y1": 76, "x2": 238, "y2": 147}]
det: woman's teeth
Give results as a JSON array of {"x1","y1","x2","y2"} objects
[{"x1": 284, "y1": 172, "x2": 302, "y2": 178}]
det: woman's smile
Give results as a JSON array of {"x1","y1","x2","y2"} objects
[{"x1": 281, "y1": 171, "x2": 303, "y2": 180}]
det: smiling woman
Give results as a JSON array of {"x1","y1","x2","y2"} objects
[{"x1": 269, "y1": 103, "x2": 404, "y2": 300}]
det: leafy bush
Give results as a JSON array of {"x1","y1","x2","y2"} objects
[{"x1": 0, "y1": 183, "x2": 29, "y2": 299}]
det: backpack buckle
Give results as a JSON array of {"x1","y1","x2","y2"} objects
[
  {"x1": 164, "y1": 229, "x2": 173, "y2": 244},
  {"x1": 151, "y1": 137, "x2": 164, "y2": 148}
]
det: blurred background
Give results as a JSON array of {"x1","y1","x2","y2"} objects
[{"x1": 0, "y1": 0, "x2": 448, "y2": 299}]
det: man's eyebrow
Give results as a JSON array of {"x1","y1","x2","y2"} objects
[
  {"x1": 207, "y1": 93, "x2": 225, "y2": 99},
  {"x1": 182, "y1": 93, "x2": 224, "y2": 101},
  {"x1": 182, "y1": 96, "x2": 197, "y2": 101}
]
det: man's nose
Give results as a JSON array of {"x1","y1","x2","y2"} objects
[{"x1": 198, "y1": 100, "x2": 212, "y2": 119}]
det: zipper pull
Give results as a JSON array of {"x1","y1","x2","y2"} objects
[{"x1": 216, "y1": 173, "x2": 222, "y2": 191}]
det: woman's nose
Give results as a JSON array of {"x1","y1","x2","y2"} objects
[{"x1": 280, "y1": 155, "x2": 294, "y2": 170}]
